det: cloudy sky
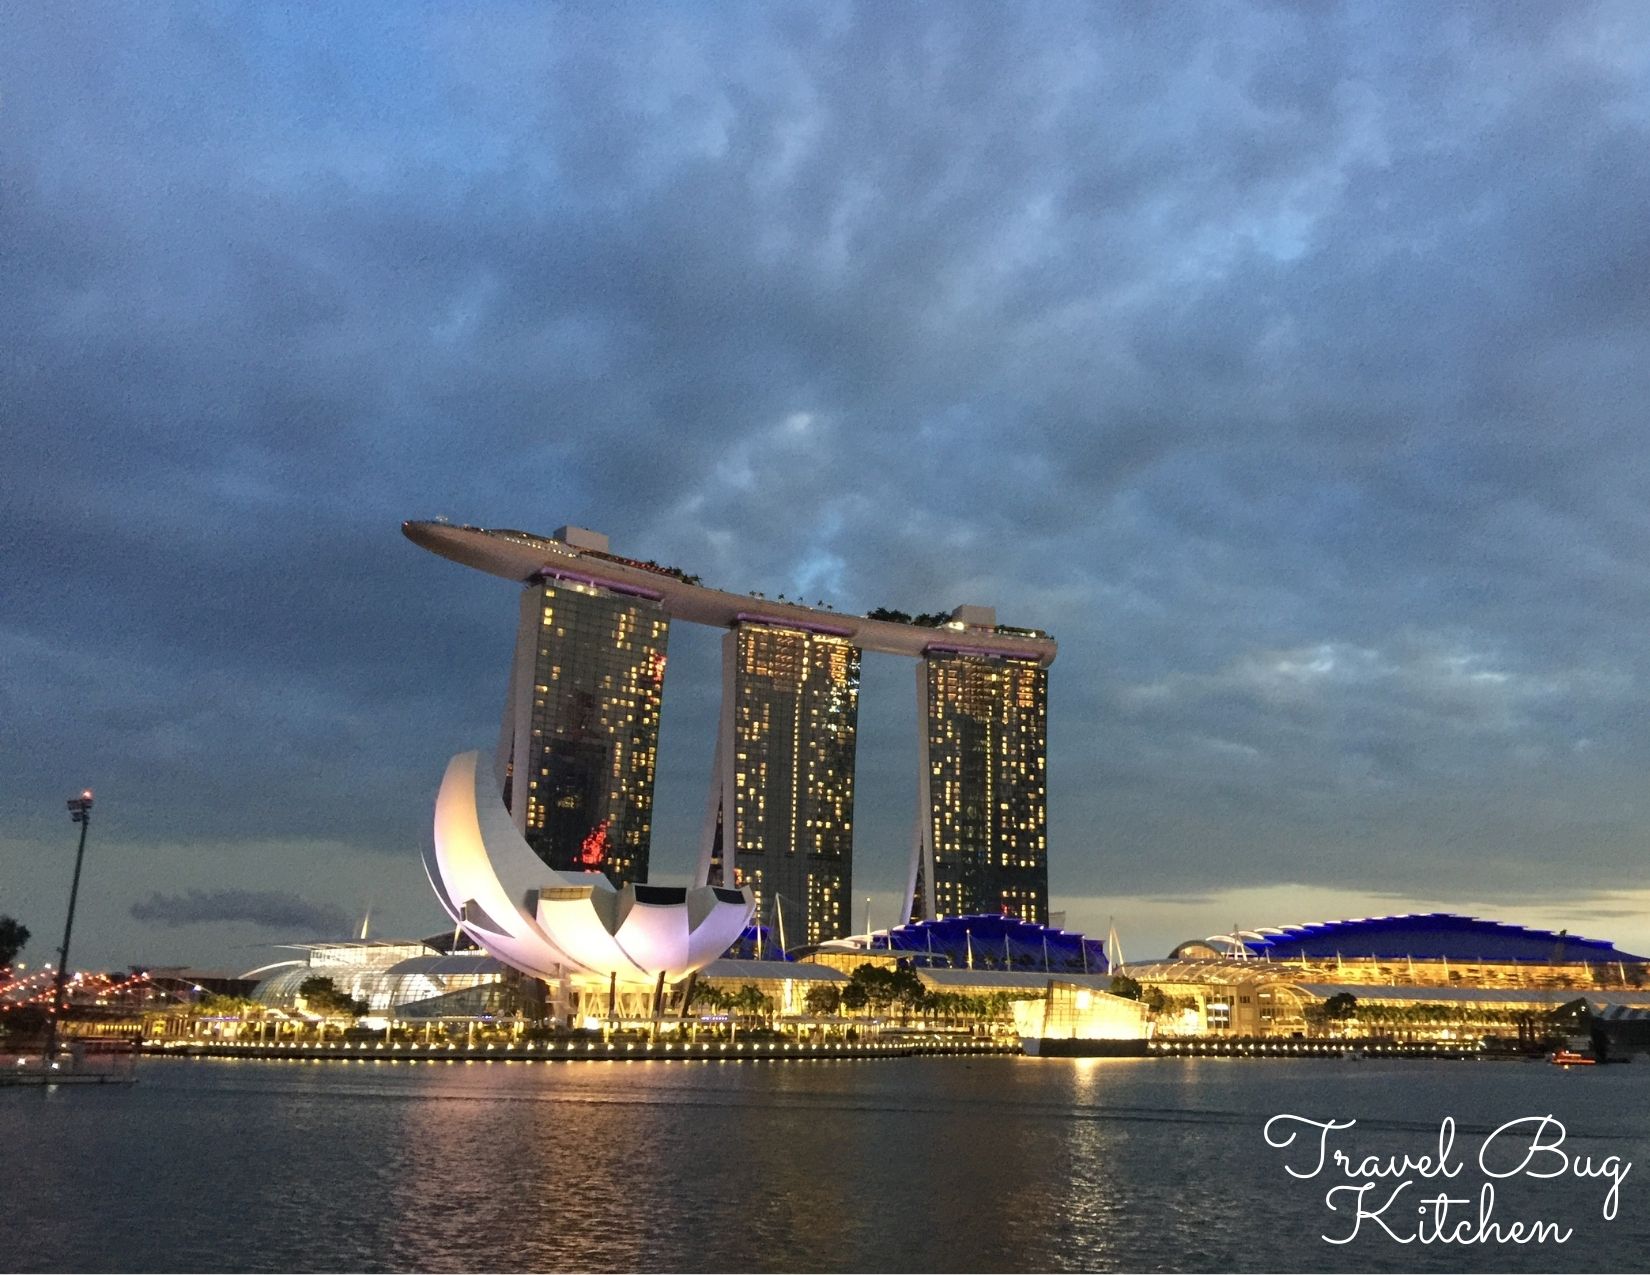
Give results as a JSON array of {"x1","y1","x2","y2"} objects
[{"x1": 5, "y1": 2, "x2": 1650, "y2": 972}]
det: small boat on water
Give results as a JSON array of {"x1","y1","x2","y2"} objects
[
  {"x1": 1, "y1": 1041, "x2": 139, "y2": 1086},
  {"x1": 1021, "y1": 1035, "x2": 1151, "y2": 1058},
  {"x1": 1550, "y1": 1048, "x2": 1597, "y2": 1067}
]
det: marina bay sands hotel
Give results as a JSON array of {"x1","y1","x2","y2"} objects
[{"x1": 405, "y1": 521, "x2": 1056, "y2": 945}]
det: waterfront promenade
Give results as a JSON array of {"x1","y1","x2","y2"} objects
[
  {"x1": 139, "y1": 1036, "x2": 1016, "y2": 1063},
  {"x1": 134, "y1": 1034, "x2": 1492, "y2": 1064}
]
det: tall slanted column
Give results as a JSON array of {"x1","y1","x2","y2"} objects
[
  {"x1": 910, "y1": 612, "x2": 1050, "y2": 926},
  {"x1": 499, "y1": 565, "x2": 669, "y2": 887},
  {"x1": 698, "y1": 620, "x2": 861, "y2": 946}
]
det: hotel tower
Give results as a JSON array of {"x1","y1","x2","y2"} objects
[
  {"x1": 914, "y1": 637, "x2": 1050, "y2": 925},
  {"x1": 702, "y1": 622, "x2": 862, "y2": 944},
  {"x1": 498, "y1": 530, "x2": 669, "y2": 885}
]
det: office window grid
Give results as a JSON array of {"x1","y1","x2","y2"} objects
[
  {"x1": 729, "y1": 625, "x2": 860, "y2": 945},
  {"x1": 518, "y1": 580, "x2": 668, "y2": 885},
  {"x1": 922, "y1": 653, "x2": 1048, "y2": 925}
]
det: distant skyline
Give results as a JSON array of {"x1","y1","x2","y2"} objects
[{"x1": 5, "y1": 3, "x2": 1650, "y2": 971}]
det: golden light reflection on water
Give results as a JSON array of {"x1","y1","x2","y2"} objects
[{"x1": 6, "y1": 1056, "x2": 1648, "y2": 1273}]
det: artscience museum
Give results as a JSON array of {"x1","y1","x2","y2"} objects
[{"x1": 424, "y1": 750, "x2": 754, "y2": 1022}]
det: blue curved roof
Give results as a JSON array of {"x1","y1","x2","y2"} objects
[
  {"x1": 860, "y1": 914, "x2": 1108, "y2": 974},
  {"x1": 1228, "y1": 913, "x2": 1645, "y2": 963}
]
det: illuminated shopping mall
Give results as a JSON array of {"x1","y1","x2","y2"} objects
[
  {"x1": 1128, "y1": 912, "x2": 1650, "y2": 1038},
  {"x1": 226, "y1": 907, "x2": 1650, "y2": 1051}
]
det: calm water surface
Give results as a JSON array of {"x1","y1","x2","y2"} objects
[{"x1": 3, "y1": 1055, "x2": 1645, "y2": 1272}]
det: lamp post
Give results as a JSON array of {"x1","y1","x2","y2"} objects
[{"x1": 44, "y1": 788, "x2": 94, "y2": 1067}]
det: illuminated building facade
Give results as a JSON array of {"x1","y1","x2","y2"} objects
[
  {"x1": 420, "y1": 750, "x2": 753, "y2": 1022},
  {"x1": 702, "y1": 623, "x2": 861, "y2": 945},
  {"x1": 502, "y1": 572, "x2": 669, "y2": 886},
  {"x1": 1129, "y1": 914, "x2": 1650, "y2": 1039},
  {"x1": 913, "y1": 647, "x2": 1049, "y2": 925}
]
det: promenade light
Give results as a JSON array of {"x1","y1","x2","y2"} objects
[{"x1": 44, "y1": 789, "x2": 96, "y2": 1067}]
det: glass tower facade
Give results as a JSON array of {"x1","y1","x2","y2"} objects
[
  {"x1": 505, "y1": 578, "x2": 669, "y2": 886},
  {"x1": 712, "y1": 623, "x2": 861, "y2": 945},
  {"x1": 915, "y1": 652, "x2": 1048, "y2": 925}
]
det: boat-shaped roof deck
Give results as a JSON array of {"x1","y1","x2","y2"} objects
[{"x1": 403, "y1": 520, "x2": 1056, "y2": 666}]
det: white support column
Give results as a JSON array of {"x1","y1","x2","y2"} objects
[
  {"x1": 695, "y1": 719, "x2": 725, "y2": 887},
  {"x1": 695, "y1": 629, "x2": 740, "y2": 887},
  {"x1": 551, "y1": 971, "x2": 574, "y2": 1024}
]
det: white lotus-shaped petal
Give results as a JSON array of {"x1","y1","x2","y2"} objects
[
  {"x1": 685, "y1": 885, "x2": 758, "y2": 969},
  {"x1": 430, "y1": 750, "x2": 754, "y2": 984}
]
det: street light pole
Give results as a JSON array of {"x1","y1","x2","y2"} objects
[{"x1": 44, "y1": 789, "x2": 94, "y2": 1067}]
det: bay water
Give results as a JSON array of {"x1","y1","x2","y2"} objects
[{"x1": 3, "y1": 1055, "x2": 1644, "y2": 1272}]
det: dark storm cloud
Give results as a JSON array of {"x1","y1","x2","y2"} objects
[
  {"x1": 130, "y1": 889, "x2": 350, "y2": 935},
  {"x1": 3, "y1": 1, "x2": 1649, "y2": 964}
]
